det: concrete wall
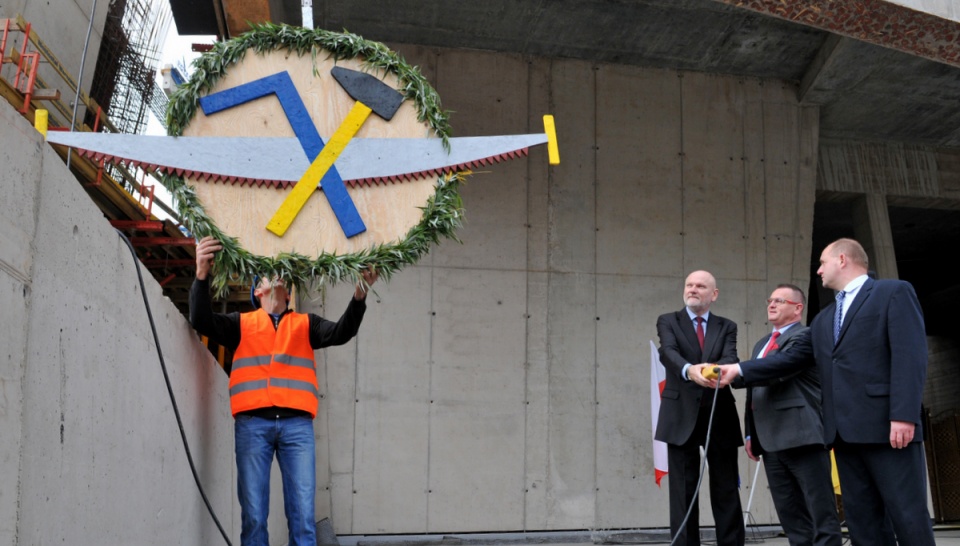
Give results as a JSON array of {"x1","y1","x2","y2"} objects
[
  {"x1": 0, "y1": 100, "x2": 246, "y2": 544},
  {"x1": 299, "y1": 47, "x2": 819, "y2": 535}
]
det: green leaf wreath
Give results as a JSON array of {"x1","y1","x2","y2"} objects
[{"x1": 163, "y1": 22, "x2": 464, "y2": 299}]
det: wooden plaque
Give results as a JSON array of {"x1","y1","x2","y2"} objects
[{"x1": 163, "y1": 25, "x2": 463, "y2": 294}]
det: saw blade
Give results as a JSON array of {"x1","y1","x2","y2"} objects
[{"x1": 45, "y1": 132, "x2": 548, "y2": 188}]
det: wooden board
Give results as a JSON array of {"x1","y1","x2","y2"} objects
[{"x1": 182, "y1": 53, "x2": 439, "y2": 258}]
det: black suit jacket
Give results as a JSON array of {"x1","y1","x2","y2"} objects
[
  {"x1": 811, "y1": 278, "x2": 927, "y2": 444},
  {"x1": 655, "y1": 309, "x2": 742, "y2": 448},
  {"x1": 740, "y1": 278, "x2": 927, "y2": 445},
  {"x1": 739, "y1": 325, "x2": 825, "y2": 454}
]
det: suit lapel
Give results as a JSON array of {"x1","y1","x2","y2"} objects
[
  {"x1": 837, "y1": 278, "x2": 874, "y2": 346},
  {"x1": 772, "y1": 323, "x2": 802, "y2": 351},
  {"x1": 752, "y1": 333, "x2": 772, "y2": 359}
]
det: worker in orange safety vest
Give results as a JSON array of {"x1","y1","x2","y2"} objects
[{"x1": 190, "y1": 235, "x2": 377, "y2": 546}]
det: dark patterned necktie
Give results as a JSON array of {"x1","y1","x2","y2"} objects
[{"x1": 834, "y1": 290, "x2": 846, "y2": 345}]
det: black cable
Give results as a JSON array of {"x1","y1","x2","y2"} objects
[
  {"x1": 668, "y1": 369, "x2": 723, "y2": 546},
  {"x1": 116, "y1": 229, "x2": 233, "y2": 546}
]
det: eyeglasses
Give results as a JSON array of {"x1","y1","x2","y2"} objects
[{"x1": 766, "y1": 298, "x2": 801, "y2": 306}]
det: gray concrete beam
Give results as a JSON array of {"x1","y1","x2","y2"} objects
[
  {"x1": 852, "y1": 193, "x2": 900, "y2": 278},
  {"x1": 714, "y1": 0, "x2": 960, "y2": 69}
]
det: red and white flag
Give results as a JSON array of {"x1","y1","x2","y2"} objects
[{"x1": 650, "y1": 341, "x2": 669, "y2": 487}]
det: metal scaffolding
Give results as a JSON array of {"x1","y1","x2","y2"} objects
[{"x1": 88, "y1": 0, "x2": 172, "y2": 136}]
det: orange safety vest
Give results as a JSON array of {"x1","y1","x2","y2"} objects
[{"x1": 229, "y1": 310, "x2": 319, "y2": 418}]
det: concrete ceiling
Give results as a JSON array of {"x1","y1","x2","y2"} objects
[{"x1": 169, "y1": 0, "x2": 960, "y2": 148}]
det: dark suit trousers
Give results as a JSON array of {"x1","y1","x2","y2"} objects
[
  {"x1": 834, "y1": 440, "x2": 934, "y2": 546},
  {"x1": 667, "y1": 404, "x2": 745, "y2": 546},
  {"x1": 763, "y1": 445, "x2": 841, "y2": 546}
]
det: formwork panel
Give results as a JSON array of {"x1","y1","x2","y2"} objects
[
  {"x1": 680, "y1": 72, "x2": 747, "y2": 280},
  {"x1": 544, "y1": 271, "x2": 597, "y2": 529},
  {"x1": 526, "y1": 58, "x2": 552, "y2": 273},
  {"x1": 352, "y1": 399, "x2": 430, "y2": 533},
  {"x1": 523, "y1": 60, "x2": 553, "y2": 528},
  {"x1": 427, "y1": 267, "x2": 526, "y2": 531},
  {"x1": 352, "y1": 266, "x2": 433, "y2": 533},
  {"x1": 524, "y1": 271, "x2": 550, "y2": 529},
  {"x1": 427, "y1": 397, "x2": 526, "y2": 532},
  {"x1": 431, "y1": 49, "x2": 530, "y2": 272},
  {"x1": 430, "y1": 267, "x2": 526, "y2": 405},
  {"x1": 306, "y1": 283, "x2": 367, "y2": 532},
  {"x1": 595, "y1": 274, "x2": 676, "y2": 528},
  {"x1": 547, "y1": 59, "x2": 596, "y2": 274},
  {"x1": 742, "y1": 79, "x2": 768, "y2": 283},
  {"x1": 793, "y1": 106, "x2": 819, "y2": 285},
  {"x1": 761, "y1": 80, "x2": 803, "y2": 286},
  {"x1": 596, "y1": 64, "x2": 683, "y2": 277}
]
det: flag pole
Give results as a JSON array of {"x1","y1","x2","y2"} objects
[{"x1": 743, "y1": 456, "x2": 764, "y2": 526}]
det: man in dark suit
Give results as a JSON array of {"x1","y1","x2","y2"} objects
[
  {"x1": 694, "y1": 284, "x2": 841, "y2": 546},
  {"x1": 655, "y1": 270, "x2": 744, "y2": 546},
  {"x1": 711, "y1": 239, "x2": 934, "y2": 546}
]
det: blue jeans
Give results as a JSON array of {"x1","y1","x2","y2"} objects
[{"x1": 235, "y1": 415, "x2": 317, "y2": 546}]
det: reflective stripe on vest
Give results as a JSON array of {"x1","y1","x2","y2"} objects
[
  {"x1": 229, "y1": 378, "x2": 317, "y2": 398},
  {"x1": 231, "y1": 355, "x2": 272, "y2": 370},
  {"x1": 270, "y1": 378, "x2": 319, "y2": 397},
  {"x1": 273, "y1": 353, "x2": 315, "y2": 369},
  {"x1": 230, "y1": 310, "x2": 319, "y2": 417}
]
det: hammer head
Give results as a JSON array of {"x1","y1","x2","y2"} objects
[{"x1": 331, "y1": 66, "x2": 404, "y2": 121}]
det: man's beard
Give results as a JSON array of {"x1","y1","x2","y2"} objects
[{"x1": 685, "y1": 296, "x2": 706, "y2": 313}]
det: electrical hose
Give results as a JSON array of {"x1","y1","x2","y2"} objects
[{"x1": 668, "y1": 370, "x2": 723, "y2": 546}]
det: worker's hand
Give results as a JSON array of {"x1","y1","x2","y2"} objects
[
  {"x1": 354, "y1": 266, "x2": 379, "y2": 300},
  {"x1": 195, "y1": 236, "x2": 222, "y2": 281},
  {"x1": 688, "y1": 364, "x2": 716, "y2": 388},
  {"x1": 745, "y1": 438, "x2": 759, "y2": 462},
  {"x1": 890, "y1": 420, "x2": 915, "y2": 449}
]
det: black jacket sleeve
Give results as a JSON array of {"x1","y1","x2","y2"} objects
[
  {"x1": 309, "y1": 296, "x2": 367, "y2": 349},
  {"x1": 739, "y1": 328, "x2": 815, "y2": 385},
  {"x1": 189, "y1": 278, "x2": 242, "y2": 350}
]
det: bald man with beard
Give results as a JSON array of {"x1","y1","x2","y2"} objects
[{"x1": 655, "y1": 270, "x2": 744, "y2": 546}]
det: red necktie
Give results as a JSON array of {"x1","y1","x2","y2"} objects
[
  {"x1": 695, "y1": 317, "x2": 705, "y2": 351},
  {"x1": 761, "y1": 330, "x2": 781, "y2": 357}
]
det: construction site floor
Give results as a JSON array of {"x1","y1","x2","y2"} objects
[{"x1": 335, "y1": 526, "x2": 960, "y2": 546}]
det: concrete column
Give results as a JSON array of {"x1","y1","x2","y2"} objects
[{"x1": 852, "y1": 193, "x2": 899, "y2": 279}]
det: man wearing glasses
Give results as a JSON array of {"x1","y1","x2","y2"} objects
[{"x1": 692, "y1": 284, "x2": 841, "y2": 546}]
